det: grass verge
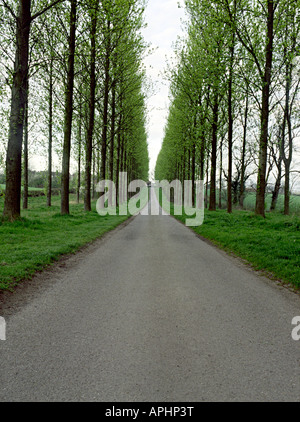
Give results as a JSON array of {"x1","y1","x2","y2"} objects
[{"x1": 0, "y1": 195, "x2": 130, "y2": 291}]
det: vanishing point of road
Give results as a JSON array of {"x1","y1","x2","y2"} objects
[{"x1": 0, "y1": 190, "x2": 299, "y2": 402}]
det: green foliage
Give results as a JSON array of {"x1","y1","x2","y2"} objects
[
  {"x1": 1, "y1": 0, "x2": 149, "y2": 220},
  {"x1": 156, "y1": 0, "x2": 300, "y2": 217}
]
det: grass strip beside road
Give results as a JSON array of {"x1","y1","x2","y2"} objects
[
  {"x1": 175, "y1": 208, "x2": 300, "y2": 290},
  {"x1": 0, "y1": 195, "x2": 130, "y2": 291}
]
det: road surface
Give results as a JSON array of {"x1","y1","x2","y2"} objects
[{"x1": 0, "y1": 190, "x2": 299, "y2": 401}]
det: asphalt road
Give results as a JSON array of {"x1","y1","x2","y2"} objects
[{"x1": 0, "y1": 191, "x2": 299, "y2": 402}]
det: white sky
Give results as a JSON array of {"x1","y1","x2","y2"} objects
[{"x1": 141, "y1": 0, "x2": 186, "y2": 178}]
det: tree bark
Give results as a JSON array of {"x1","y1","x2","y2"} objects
[
  {"x1": 84, "y1": 4, "x2": 97, "y2": 212},
  {"x1": 115, "y1": 113, "x2": 122, "y2": 204},
  {"x1": 191, "y1": 141, "x2": 196, "y2": 207},
  {"x1": 182, "y1": 146, "x2": 186, "y2": 203},
  {"x1": 239, "y1": 86, "x2": 249, "y2": 208},
  {"x1": 284, "y1": 166, "x2": 290, "y2": 215},
  {"x1": 205, "y1": 151, "x2": 209, "y2": 209},
  {"x1": 270, "y1": 158, "x2": 282, "y2": 211},
  {"x1": 3, "y1": 0, "x2": 31, "y2": 220},
  {"x1": 199, "y1": 131, "x2": 205, "y2": 181},
  {"x1": 227, "y1": 36, "x2": 235, "y2": 214},
  {"x1": 209, "y1": 91, "x2": 218, "y2": 211},
  {"x1": 77, "y1": 98, "x2": 82, "y2": 204},
  {"x1": 100, "y1": 20, "x2": 111, "y2": 181},
  {"x1": 47, "y1": 57, "x2": 53, "y2": 207},
  {"x1": 22, "y1": 87, "x2": 29, "y2": 210},
  {"x1": 219, "y1": 136, "x2": 223, "y2": 209},
  {"x1": 282, "y1": 64, "x2": 293, "y2": 216},
  {"x1": 109, "y1": 81, "x2": 116, "y2": 181},
  {"x1": 92, "y1": 149, "x2": 96, "y2": 199},
  {"x1": 255, "y1": 0, "x2": 274, "y2": 217},
  {"x1": 61, "y1": 0, "x2": 77, "y2": 215}
]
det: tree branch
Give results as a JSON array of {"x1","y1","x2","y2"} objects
[
  {"x1": 1, "y1": 0, "x2": 17, "y2": 20},
  {"x1": 31, "y1": 0, "x2": 66, "y2": 22}
]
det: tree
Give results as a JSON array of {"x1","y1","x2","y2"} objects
[
  {"x1": 222, "y1": 0, "x2": 280, "y2": 216},
  {"x1": 2, "y1": 0, "x2": 64, "y2": 221},
  {"x1": 61, "y1": 0, "x2": 77, "y2": 215},
  {"x1": 278, "y1": 0, "x2": 300, "y2": 215},
  {"x1": 84, "y1": 0, "x2": 98, "y2": 212}
]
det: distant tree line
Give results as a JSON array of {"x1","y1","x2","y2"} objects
[{"x1": 1, "y1": 169, "x2": 60, "y2": 189}]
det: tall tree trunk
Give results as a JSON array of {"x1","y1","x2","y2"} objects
[
  {"x1": 199, "y1": 92, "x2": 208, "y2": 182},
  {"x1": 22, "y1": 87, "x2": 29, "y2": 210},
  {"x1": 219, "y1": 136, "x2": 223, "y2": 209},
  {"x1": 119, "y1": 134, "x2": 125, "y2": 203},
  {"x1": 187, "y1": 145, "x2": 191, "y2": 205},
  {"x1": 209, "y1": 91, "x2": 218, "y2": 211},
  {"x1": 120, "y1": 135, "x2": 124, "y2": 172},
  {"x1": 284, "y1": 165, "x2": 290, "y2": 215},
  {"x1": 109, "y1": 81, "x2": 116, "y2": 181},
  {"x1": 191, "y1": 141, "x2": 196, "y2": 207},
  {"x1": 182, "y1": 146, "x2": 186, "y2": 203},
  {"x1": 108, "y1": 81, "x2": 116, "y2": 207},
  {"x1": 282, "y1": 63, "x2": 293, "y2": 216},
  {"x1": 100, "y1": 20, "x2": 111, "y2": 181},
  {"x1": 227, "y1": 36, "x2": 235, "y2": 214},
  {"x1": 123, "y1": 144, "x2": 127, "y2": 172},
  {"x1": 115, "y1": 113, "x2": 122, "y2": 205},
  {"x1": 77, "y1": 136, "x2": 81, "y2": 204},
  {"x1": 239, "y1": 86, "x2": 249, "y2": 208},
  {"x1": 61, "y1": 0, "x2": 77, "y2": 215},
  {"x1": 76, "y1": 94, "x2": 82, "y2": 204},
  {"x1": 92, "y1": 149, "x2": 96, "y2": 199},
  {"x1": 3, "y1": 0, "x2": 31, "y2": 221},
  {"x1": 199, "y1": 132, "x2": 205, "y2": 181},
  {"x1": 205, "y1": 152, "x2": 210, "y2": 209},
  {"x1": 97, "y1": 145, "x2": 100, "y2": 183},
  {"x1": 47, "y1": 57, "x2": 53, "y2": 207},
  {"x1": 270, "y1": 157, "x2": 282, "y2": 211},
  {"x1": 84, "y1": 4, "x2": 97, "y2": 212},
  {"x1": 255, "y1": 0, "x2": 274, "y2": 217}
]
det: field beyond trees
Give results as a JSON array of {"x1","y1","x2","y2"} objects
[{"x1": 218, "y1": 191, "x2": 300, "y2": 215}]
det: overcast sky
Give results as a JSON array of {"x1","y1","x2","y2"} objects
[{"x1": 141, "y1": 0, "x2": 186, "y2": 178}]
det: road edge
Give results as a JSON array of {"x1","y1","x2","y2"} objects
[
  {"x1": 171, "y1": 214, "x2": 300, "y2": 297},
  {"x1": 0, "y1": 215, "x2": 136, "y2": 316}
]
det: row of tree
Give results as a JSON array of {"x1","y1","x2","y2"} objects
[
  {"x1": 0, "y1": 0, "x2": 149, "y2": 221},
  {"x1": 155, "y1": 0, "x2": 300, "y2": 216}
]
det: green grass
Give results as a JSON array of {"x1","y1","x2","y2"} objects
[
  {"x1": 0, "y1": 194, "x2": 130, "y2": 291},
  {"x1": 174, "y1": 207, "x2": 300, "y2": 289},
  {"x1": 1, "y1": 188, "x2": 299, "y2": 292}
]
